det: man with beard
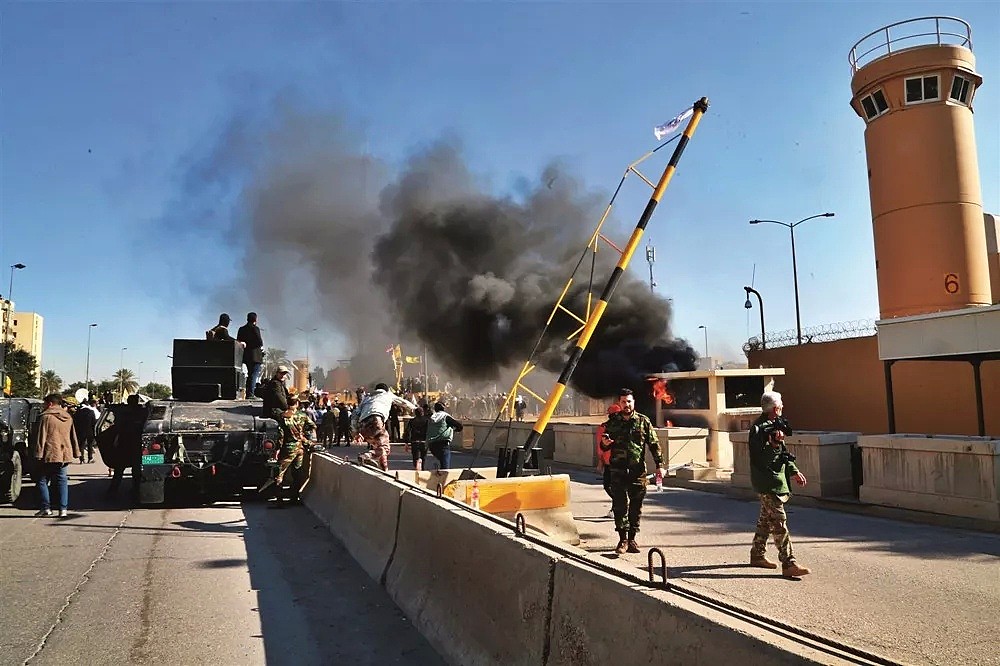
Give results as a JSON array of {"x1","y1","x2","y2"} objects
[{"x1": 600, "y1": 388, "x2": 665, "y2": 555}]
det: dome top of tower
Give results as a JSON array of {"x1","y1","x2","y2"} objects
[{"x1": 850, "y1": 16, "x2": 972, "y2": 73}]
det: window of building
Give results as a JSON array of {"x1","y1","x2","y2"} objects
[
  {"x1": 724, "y1": 376, "x2": 766, "y2": 409},
  {"x1": 905, "y1": 74, "x2": 940, "y2": 104},
  {"x1": 667, "y1": 378, "x2": 709, "y2": 410},
  {"x1": 949, "y1": 74, "x2": 973, "y2": 105},
  {"x1": 859, "y1": 89, "x2": 889, "y2": 121}
]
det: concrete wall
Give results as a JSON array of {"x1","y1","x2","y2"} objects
[
  {"x1": 304, "y1": 453, "x2": 846, "y2": 665},
  {"x1": 859, "y1": 435, "x2": 1000, "y2": 521},
  {"x1": 748, "y1": 336, "x2": 1000, "y2": 436},
  {"x1": 732, "y1": 431, "x2": 860, "y2": 498}
]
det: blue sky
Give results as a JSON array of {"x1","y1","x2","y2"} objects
[{"x1": 1, "y1": 1, "x2": 998, "y2": 387}]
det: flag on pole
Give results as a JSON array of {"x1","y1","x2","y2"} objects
[
  {"x1": 404, "y1": 356, "x2": 422, "y2": 364},
  {"x1": 385, "y1": 345, "x2": 394, "y2": 354},
  {"x1": 653, "y1": 107, "x2": 694, "y2": 141}
]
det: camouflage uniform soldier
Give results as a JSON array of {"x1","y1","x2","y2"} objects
[
  {"x1": 600, "y1": 388, "x2": 665, "y2": 555},
  {"x1": 748, "y1": 390, "x2": 811, "y2": 578},
  {"x1": 260, "y1": 397, "x2": 314, "y2": 503}
]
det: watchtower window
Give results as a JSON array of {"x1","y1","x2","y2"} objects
[
  {"x1": 905, "y1": 75, "x2": 939, "y2": 104},
  {"x1": 949, "y1": 75, "x2": 973, "y2": 105},
  {"x1": 860, "y1": 89, "x2": 889, "y2": 120}
]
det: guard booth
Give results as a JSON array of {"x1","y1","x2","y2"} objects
[{"x1": 651, "y1": 368, "x2": 784, "y2": 469}]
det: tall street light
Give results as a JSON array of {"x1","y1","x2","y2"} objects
[
  {"x1": 749, "y1": 212, "x2": 835, "y2": 345},
  {"x1": 119, "y1": 347, "x2": 127, "y2": 400},
  {"x1": 296, "y1": 327, "x2": 318, "y2": 389},
  {"x1": 85, "y1": 323, "x2": 98, "y2": 397},
  {"x1": 1, "y1": 263, "x2": 26, "y2": 386},
  {"x1": 743, "y1": 287, "x2": 765, "y2": 348},
  {"x1": 698, "y1": 325, "x2": 709, "y2": 360}
]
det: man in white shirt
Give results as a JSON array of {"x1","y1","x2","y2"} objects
[{"x1": 352, "y1": 383, "x2": 416, "y2": 471}]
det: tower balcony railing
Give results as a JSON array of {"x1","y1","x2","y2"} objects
[{"x1": 849, "y1": 16, "x2": 972, "y2": 73}]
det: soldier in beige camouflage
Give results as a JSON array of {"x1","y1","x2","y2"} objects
[{"x1": 259, "y1": 397, "x2": 314, "y2": 503}]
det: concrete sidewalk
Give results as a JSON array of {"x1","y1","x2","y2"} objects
[{"x1": 386, "y1": 445, "x2": 1000, "y2": 666}]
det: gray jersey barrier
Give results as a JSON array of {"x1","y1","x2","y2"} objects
[{"x1": 303, "y1": 453, "x2": 872, "y2": 665}]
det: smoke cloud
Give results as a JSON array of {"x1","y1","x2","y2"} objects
[{"x1": 156, "y1": 99, "x2": 696, "y2": 397}]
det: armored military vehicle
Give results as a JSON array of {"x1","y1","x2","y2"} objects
[
  {"x1": 97, "y1": 339, "x2": 281, "y2": 504},
  {"x1": 0, "y1": 397, "x2": 43, "y2": 503}
]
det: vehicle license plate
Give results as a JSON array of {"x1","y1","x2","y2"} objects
[{"x1": 141, "y1": 454, "x2": 165, "y2": 465}]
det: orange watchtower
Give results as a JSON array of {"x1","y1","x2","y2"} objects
[{"x1": 849, "y1": 17, "x2": 991, "y2": 319}]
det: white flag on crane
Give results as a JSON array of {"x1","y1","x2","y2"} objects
[{"x1": 653, "y1": 107, "x2": 694, "y2": 140}]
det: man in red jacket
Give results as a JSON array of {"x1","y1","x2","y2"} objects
[{"x1": 34, "y1": 394, "x2": 81, "y2": 517}]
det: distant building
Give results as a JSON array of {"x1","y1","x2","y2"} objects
[{"x1": 11, "y1": 311, "x2": 44, "y2": 387}]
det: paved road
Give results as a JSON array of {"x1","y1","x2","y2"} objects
[
  {"x1": 442, "y1": 449, "x2": 1000, "y2": 666},
  {"x1": 0, "y1": 460, "x2": 443, "y2": 666}
]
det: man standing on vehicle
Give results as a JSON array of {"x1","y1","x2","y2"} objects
[
  {"x1": 601, "y1": 388, "x2": 665, "y2": 555},
  {"x1": 748, "y1": 390, "x2": 811, "y2": 578},
  {"x1": 34, "y1": 394, "x2": 81, "y2": 517},
  {"x1": 237, "y1": 312, "x2": 265, "y2": 397},
  {"x1": 256, "y1": 365, "x2": 292, "y2": 422},
  {"x1": 352, "y1": 383, "x2": 416, "y2": 471}
]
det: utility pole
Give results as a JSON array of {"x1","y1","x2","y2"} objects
[{"x1": 645, "y1": 241, "x2": 656, "y2": 292}]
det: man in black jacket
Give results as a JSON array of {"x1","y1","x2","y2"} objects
[
  {"x1": 256, "y1": 366, "x2": 292, "y2": 422},
  {"x1": 72, "y1": 402, "x2": 97, "y2": 464},
  {"x1": 237, "y1": 312, "x2": 265, "y2": 396}
]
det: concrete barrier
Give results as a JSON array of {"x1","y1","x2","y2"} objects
[
  {"x1": 731, "y1": 431, "x2": 752, "y2": 489},
  {"x1": 552, "y1": 423, "x2": 598, "y2": 466},
  {"x1": 443, "y1": 474, "x2": 580, "y2": 544},
  {"x1": 302, "y1": 454, "x2": 405, "y2": 580},
  {"x1": 548, "y1": 558, "x2": 833, "y2": 665},
  {"x1": 859, "y1": 434, "x2": 1000, "y2": 521},
  {"x1": 784, "y1": 432, "x2": 859, "y2": 498},
  {"x1": 394, "y1": 467, "x2": 498, "y2": 490},
  {"x1": 648, "y1": 426, "x2": 710, "y2": 472},
  {"x1": 384, "y1": 491, "x2": 560, "y2": 666}
]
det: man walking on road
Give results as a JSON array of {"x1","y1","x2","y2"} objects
[
  {"x1": 33, "y1": 394, "x2": 81, "y2": 517},
  {"x1": 600, "y1": 388, "x2": 665, "y2": 555},
  {"x1": 73, "y1": 398, "x2": 97, "y2": 463},
  {"x1": 748, "y1": 390, "x2": 811, "y2": 578},
  {"x1": 352, "y1": 383, "x2": 416, "y2": 471}
]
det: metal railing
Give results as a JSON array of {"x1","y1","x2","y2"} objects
[
  {"x1": 849, "y1": 16, "x2": 972, "y2": 73},
  {"x1": 744, "y1": 319, "x2": 877, "y2": 353}
]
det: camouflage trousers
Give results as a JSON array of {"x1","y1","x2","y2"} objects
[
  {"x1": 750, "y1": 493, "x2": 795, "y2": 565},
  {"x1": 607, "y1": 469, "x2": 647, "y2": 535},
  {"x1": 275, "y1": 443, "x2": 305, "y2": 486},
  {"x1": 358, "y1": 415, "x2": 390, "y2": 471}
]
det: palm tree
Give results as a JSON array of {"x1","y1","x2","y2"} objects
[
  {"x1": 40, "y1": 370, "x2": 63, "y2": 395},
  {"x1": 264, "y1": 347, "x2": 290, "y2": 378},
  {"x1": 113, "y1": 368, "x2": 139, "y2": 399}
]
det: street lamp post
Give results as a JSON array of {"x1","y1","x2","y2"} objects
[
  {"x1": 1, "y1": 263, "x2": 26, "y2": 390},
  {"x1": 296, "y1": 327, "x2": 318, "y2": 389},
  {"x1": 119, "y1": 347, "x2": 127, "y2": 400},
  {"x1": 138, "y1": 361, "x2": 144, "y2": 388},
  {"x1": 743, "y1": 287, "x2": 765, "y2": 348},
  {"x1": 749, "y1": 213, "x2": 835, "y2": 345},
  {"x1": 85, "y1": 323, "x2": 98, "y2": 397},
  {"x1": 698, "y1": 325, "x2": 709, "y2": 360}
]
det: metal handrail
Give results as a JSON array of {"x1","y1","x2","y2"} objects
[{"x1": 849, "y1": 16, "x2": 972, "y2": 73}]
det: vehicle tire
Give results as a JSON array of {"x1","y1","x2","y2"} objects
[{"x1": 1, "y1": 450, "x2": 23, "y2": 504}]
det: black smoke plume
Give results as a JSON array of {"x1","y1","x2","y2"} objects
[{"x1": 155, "y1": 101, "x2": 696, "y2": 397}]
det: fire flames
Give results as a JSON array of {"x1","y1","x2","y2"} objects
[{"x1": 649, "y1": 378, "x2": 674, "y2": 406}]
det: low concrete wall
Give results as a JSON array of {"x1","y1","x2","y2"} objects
[
  {"x1": 385, "y1": 491, "x2": 558, "y2": 666},
  {"x1": 462, "y1": 420, "x2": 554, "y2": 461},
  {"x1": 302, "y1": 455, "x2": 404, "y2": 580},
  {"x1": 732, "y1": 431, "x2": 859, "y2": 498},
  {"x1": 785, "y1": 432, "x2": 859, "y2": 498},
  {"x1": 647, "y1": 427, "x2": 709, "y2": 472},
  {"x1": 552, "y1": 423, "x2": 597, "y2": 467},
  {"x1": 731, "y1": 431, "x2": 751, "y2": 490},
  {"x1": 859, "y1": 435, "x2": 1000, "y2": 521},
  {"x1": 548, "y1": 558, "x2": 832, "y2": 665}
]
